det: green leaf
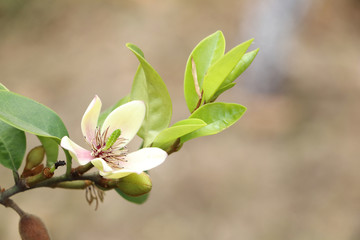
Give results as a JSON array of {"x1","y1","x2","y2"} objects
[
  {"x1": 0, "y1": 120, "x2": 26, "y2": 170},
  {"x1": 98, "y1": 95, "x2": 130, "y2": 127},
  {"x1": 115, "y1": 189, "x2": 149, "y2": 204},
  {"x1": 0, "y1": 91, "x2": 68, "y2": 142},
  {"x1": 181, "y1": 102, "x2": 246, "y2": 142},
  {"x1": 126, "y1": 44, "x2": 144, "y2": 57},
  {"x1": 224, "y1": 48, "x2": 259, "y2": 85},
  {"x1": 209, "y1": 83, "x2": 236, "y2": 102},
  {"x1": 127, "y1": 43, "x2": 172, "y2": 147},
  {"x1": 184, "y1": 31, "x2": 225, "y2": 112},
  {"x1": 202, "y1": 39, "x2": 253, "y2": 102},
  {"x1": 210, "y1": 49, "x2": 258, "y2": 102},
  {"x1": 152, "y1": 118, "x2": 206, "y2": 150},
  {"x1": 223, "y1": 48, "x2": 259, "y2": 86},
  {"x1": 38, "y1": 136, "x2": 59, "y2": 167},
  {"x1": 0, "y1": 83, "x2": 9, "y2": 91}
]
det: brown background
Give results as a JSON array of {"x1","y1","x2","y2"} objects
[{"x1": 1, "y1": 0, "x2": 360, "y2": 239}]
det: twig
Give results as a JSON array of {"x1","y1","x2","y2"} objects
[
  {"x1": 0, "y1": 171, "x2": 102, "y2": 206},
  {"x1": 3, "y1": 198, "x2": 26, "y2": 217}
]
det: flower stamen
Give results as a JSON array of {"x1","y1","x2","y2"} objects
[{"x1": 87, "y1": 127, "x2": 129, "y2": 170}]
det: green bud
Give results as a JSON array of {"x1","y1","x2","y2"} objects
[
  {"x1": 19, "y1": 213, "x2": 50, "y2": 240},
  {"x1": 24, "y1": 146, "x2": 45, "y2": 170},
  {"x1": 103, "y1": 129, "x2": 121, "y2": 151},
  {"x1": 116, "y1": 172, "x2": 152, "y2": 196}
]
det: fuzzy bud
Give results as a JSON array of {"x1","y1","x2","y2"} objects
[
  {"x1": 19, "y1": 213, "x2": 50, "y2": 240},
  {"x1": 24, "y1": 146, "x2": 45, "y2": 170},
  {"x1": 116, "y1": 172, "x2": 152, "y2": 196},
  {"x1": 21, "y1": 146, "x2": 45, "y2": 178}
]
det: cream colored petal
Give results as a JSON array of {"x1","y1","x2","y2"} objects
[
  {"x1": 121, "y1": 147, "x2": 167, "y2": 173},
  {"x1": 81, "y1": 95, "x2": 102, "y2": 144},
  {"x1": 60, "y1": 136, "x2": 93, "y2": 165},
  {"x1": 99, "y1": 170, "x2": 132, "y2": 179},
  {"x1": 101, "y1": 100, "x2": 145, "y2": 147},
  {"x1": 91, "y1": 158, "x2": 113, "y2": 172}
]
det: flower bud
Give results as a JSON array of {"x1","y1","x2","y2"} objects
[
  {"x1": 116, "y1": 172, "x2": 152, "y2": 196},
  {"x1": 24, "y1": 146, "x2": 45, "y2": 170},
  {"x1": 21, "y1": 146, "x2": 45, "y2": 178},
  {"x1": 19, "y1": 213, "x2": 50, "y2": 240}
]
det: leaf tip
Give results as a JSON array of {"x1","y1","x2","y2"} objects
[
  {"x1": 245, "y1": 38, "x2": 255, "y2": 45},
  {"x1": 242, "y1": 105, "x2": 247, "y2": 112},
  {"x1": 126, "y1": 43, "x2": 145, "y2": 58},
  {"x1": 0, "y1": 84, "x2": 9, "y2": 91}
]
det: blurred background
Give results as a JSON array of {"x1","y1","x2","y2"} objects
[{"x1": 0, "y1": 0, "x2": 360, "y2": 239}]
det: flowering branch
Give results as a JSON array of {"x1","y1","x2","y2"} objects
[{"x1": 0, "y1": 31, "x2": 258, "y2": 238}]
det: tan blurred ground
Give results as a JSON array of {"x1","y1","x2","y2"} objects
[{"x1": 1, "y1": 0, "x2": 360, "y2": 239}]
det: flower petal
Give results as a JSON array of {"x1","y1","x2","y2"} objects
[
  {"x1": 91, "y1": 158, "x2": 113, "y2": 172},
  {"x1": 61, "y1": 136, "x2": 94, "y2": 165},
  {"x1": 81, "y1": 95, "x2": 102, "y2": 143},
  {"x1": 98, "y1": 147, "x2": 167, "y2": 179},
  {"x1": 122, "y1": 147, "x2": 167, "y2": 173},
  {"x1": 99, "y1": 170, "x2": 132, "y2": 179},
  {"x1": 101, "y1": 100, "x2": 145, "y2": 147}
]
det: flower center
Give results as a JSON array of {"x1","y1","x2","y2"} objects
[{"x1": 88, "y1": 127, "x2": 128, "y2": 169}]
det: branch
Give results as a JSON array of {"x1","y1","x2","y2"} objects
[
  {"x1": 0, "y1": 170, "x2": 104, "y2": 207},
  {"x1": 3, "y1": 198, "x2": 25, "y2": 217}
]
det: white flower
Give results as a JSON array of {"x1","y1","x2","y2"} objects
[{"x1": 61, "y1": 95, "x2": 167, "y2": 179}]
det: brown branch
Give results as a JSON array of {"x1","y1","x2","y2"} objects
[{"x1": 3, "y1": 198, "x2": 26, "y2": 217}]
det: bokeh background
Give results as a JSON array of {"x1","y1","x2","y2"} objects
[{"x1": 1, "y1": 0, "x2": 360, "y2": 239}]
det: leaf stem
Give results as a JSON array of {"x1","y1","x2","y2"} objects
[
  {"x1": 12, "y1": 170, "x2": 20, "y2": 185},
  {"x1": 64, "y1": 151, "x2": 72, "y2": 177}
]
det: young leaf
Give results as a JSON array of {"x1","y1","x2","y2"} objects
[
  {"x1": 184, "y1": 31, "x2": 225, "y2": 112},
  {"x1": 127, "y1": 43, "x2": 172, "y2": 147},
  {"x1": 152, "y1": 118, "x2": 206, "y2": 150},
  {"x1": 202, "y1": 39, "x2": 253, "y2": 102},
  {"x1": 222, "y1": 48, "x2": 259, "y2": 87},
  {"x1": 115, "y1": 189, "x2": 149, "y2": 204},
  {"x1": 209, "y1": 83, "x2": 236, "y2": 102},
  {"x1": 0, "y1": 91, "x2": 68, "y2": 142},
  {"x1": 210, "y1": 49, "x2": 259, "y2": 102},
  {"x1": 181, "y1": 102, "x2": 246, "y2": 142},
  {"x1": 0, "y1": 120, "x2": 26, "y2": 170},
  {"x1": 98, "y1": 95, "x2": 130, "y2": 127}
]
